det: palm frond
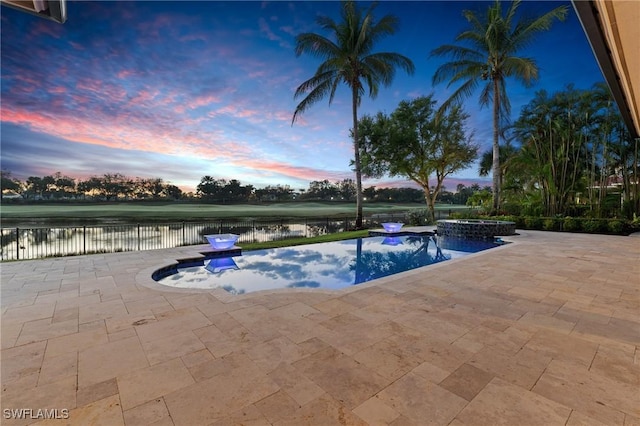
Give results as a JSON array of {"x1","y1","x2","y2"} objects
[
  {"x1": 295, "y1": 33, "x2": 340, "y2": 59},
  {"x1": 292, "y1": 75, "x2": 337, "y2": 124},
  {"x1": 430, "y1": 44, "x2": 484, "y2": 62},
  {"x1": 478, "y1": 82, "x2": 493, "y2": 109},
  {"x1": 365, "y1": 52, "x2": 414, "y2": 79},
  {"x1": 502, "y1": 56, "x2": 538, "y2": 86},
  {"x1": 432, "y1": 60, "x2": 484, "y2": 86},
  {"x1": 510, "y1": 5, "x2": 568, "y2": 51},
  {"x1": 438, "y1": 78, "x2": 481, "y2": 114},
  {"x1": 293, "y1": 70, "x2": 336, "y2": 100}
]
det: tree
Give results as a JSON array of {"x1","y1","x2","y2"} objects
[
  {"x1": 1, "y1": 170, "x2": 22, "y2": 192},
  {"x1": 305, "y1": 180, "x2": 339, "y2": 201},
  {"x1": 337, "y1": 178, "x2": 356, "y2": 201},
  {"x1": 431, "y1": 0, "x2": 567, "y2": 212},
  {"x1": 292, "y1": 0, "x2": 414, "y2": 228},
  {"x1": 358, "y1": 95, "x2": 478, "y2": 222}
]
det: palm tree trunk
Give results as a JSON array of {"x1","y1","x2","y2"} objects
[
  {"x1": 492, "y1": 78, "x2": 501, "y2": 212},
  {"x1": 352, "y1": 86, "x2": 364, "y2": 229},
  {"x1": 354, "y1": 237, "x2": 364, "y2": 284}
]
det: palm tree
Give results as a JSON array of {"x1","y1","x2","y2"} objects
[
  {"x1": 431, "y1": 0, "x2": 567, "y2": 212},
  {"x1": 292, "y1": 0, "x2": 414, "y2": 228}
]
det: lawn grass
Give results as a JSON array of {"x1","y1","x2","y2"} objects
[
  {"x1": 1, "y1": 201, "x2": 471, "y2": 226},
  {"x1": 240, "y1": 229, "x2": 371, "y2": 251}
]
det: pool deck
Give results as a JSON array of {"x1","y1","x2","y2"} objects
[{"x1": 1, "y1": 230, "x2": 638, "y2": 425}]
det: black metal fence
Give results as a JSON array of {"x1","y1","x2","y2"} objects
[{"x1": 0, "y1": 212, "x2": 444, "y2": 261}]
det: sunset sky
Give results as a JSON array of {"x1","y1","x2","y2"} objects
[{"x1": 1, "y1": 1, "x2": 604, "y2": 193}]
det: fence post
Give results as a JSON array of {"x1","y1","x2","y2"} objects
[
  {"x1": 16, "y1": 228, "x2": 19, "y2": 260},
  {"x1": 182, "y1": 222, "x2": 185, "y2": 246},
  {"x1": 83, "y1": 226, "x2": 86, "y2": 254},
  {"x1": 137, "y1": 224, "x2": 141, "y2": 251}
]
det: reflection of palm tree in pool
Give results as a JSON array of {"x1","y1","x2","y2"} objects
[{"x1": 350, "y1": 236, "x2": 448, "y2": 284}]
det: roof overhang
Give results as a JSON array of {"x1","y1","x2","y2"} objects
[
  {"x1": 1, "y1": 0, "x2": 66, "y2": 24},
  {"x1": 572, "y1": 0, "x2": 639, "y2": 140}
]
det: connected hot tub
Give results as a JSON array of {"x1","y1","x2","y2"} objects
[{"x1": 437, "y1": 219, "x2": 515, "y2": 240}]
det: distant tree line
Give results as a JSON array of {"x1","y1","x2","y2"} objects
[
  {"x1": 1, "y1": 172, "x2": 182, "y2": 201},
  {"x1": 1, "y1": 170, "x2": 487, "y2": 205}
]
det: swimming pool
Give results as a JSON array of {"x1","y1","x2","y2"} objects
[{"x1": 154, "y1": 235, "x2": 501, "y2": 294}]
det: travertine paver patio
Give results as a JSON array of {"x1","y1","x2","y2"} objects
[{"x1": 1, "y1": 230, "x2": 638, "y2": 425}]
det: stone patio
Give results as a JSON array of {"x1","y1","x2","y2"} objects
[{"x1": 1, "y1": 230, "x2": 638, "y2": 425}]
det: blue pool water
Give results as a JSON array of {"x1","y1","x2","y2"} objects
[{"x1": 155, "y1": 235, "x2": 501, "y2": 295}]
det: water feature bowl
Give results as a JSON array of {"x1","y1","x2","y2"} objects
[
  {"x1": 205, "y1": 234, "x2": 239, "y2": 250},
  {"x1": 381, "y1": 222, "x2": 404, "y2": 232},
  {"x1": 382, "y1": 236, "x2": 403, "y2": 246},
  {"x1": 205, "y1": 256, "x2": 239, "y2": 273}
]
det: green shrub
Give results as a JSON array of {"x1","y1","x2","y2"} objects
[
  {"x1": 501, "y1": 202, "x2": 522, "y2": 216},
  {"x1": 543, "y1": 218, "x2": 559, "y2": 231},
  {"x1": 607, "y1": 220, "x2": 625, "y2": 234},
  {"x1": 524, "y1": 216, "x2": 543, "y2": 230},
  {"x1": 449, "y1": 210, "x2": 480, "y2": 220},
  {"x1": 563, "y1": 217, "x2": 580, "y2": 232},
  {"x1": 583, "y1": 219, "x2": 605, "y2": 233},
  {"x1": 406, "y1": 209, "x2": 430, "y2": 226}
]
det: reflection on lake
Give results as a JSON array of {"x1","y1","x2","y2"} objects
[
  {"x1": 157, "y1": 235, "x2": 500, "y2": 294},
  {"x1": 0, "y1": 220, "x2": 347, "y2": 261}
]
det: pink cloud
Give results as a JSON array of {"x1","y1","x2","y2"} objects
[
  {"x1": 186, "y1": 94, "x2": 222, "y2": 110},
  {"x1": 48, "y1": 86, "x2": 67, "y2": 94},
  {"x1": 30, "y1": 20, "x2": 63, "y2": 39},
  {"x1": 241, "y1": 158, "x2": 352, "y2": 182}
]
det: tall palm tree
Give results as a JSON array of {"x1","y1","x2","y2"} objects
[
  {"x1": 292, "y1": 0, "x2": 414, "y2": 228},
  {"x1": 431, "y1": 0, "x2": 567, "y2": 212}
]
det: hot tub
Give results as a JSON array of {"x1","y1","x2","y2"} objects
[{"x1": 436, "y1": 219, "x2": 515, "y2": 240}]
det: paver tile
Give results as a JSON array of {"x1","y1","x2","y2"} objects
[
  {"x1": 253, "y1": 389, "x2": 300, "y2": 424},
  {"x1": 78, "y1": 336, "x2": 148, "y2": 387},
  {"x1": 454, "y1": 377, "x2": 571, "y2": 425},
  {"x1": 15, "y1": 318, "x2": 78, "y2": 346},
  {"x1": 439, "y1": 363, "x2": 494, "y2": 401},
  {"x1": 525, "y1": 329, "x2": 599, "y2": 367},
  {"x1": 34, "y1": 394, "x2": 124, "y2": 426},
  {"x1": 164, "y1": 358, "x2": 279, "y2": 426},
  {"x1": 122, "y1": 397, "x2": 171, "y2": 426},
  {"x1": 134, "y1": 309, "x2": 211, "y2": 344},
  {"x1": 267, "y1": 362, "x2": 325, "y2": 406},
  {"x1": 273, "y1": 393, "x2": 367, "y2": 426},
  {"x1": 117, "y1": 358, "x2": 194, "y2": 410},
  {"x1": 37, "y1": 351, "x2": 78, "y2": 386},
  {"x1": 1, "y1": 341, "x2": 47, "y2": 384},
  {"x1": 0, "y1": 376, "x2": 77, "y2": 426},
  {"x1": 376, "y1": 371, "x2": 467, "y2": 425},
  {"x1": 352, "y1": 396, "x2": 401, "y2": 425},
  {"x1": 76, "y1": 378, "x2": 119, "y2": 407},
  {"x1": 45, "y1": 327, "x2": 109, "y2": 357},
  {"x1": 292, "y1": 346, "x2": 392, "y2": 409},
  {"x1": 532, "y1": 359, "x2": 636, "y2": 423},
  {"x1": 141, "y1": 330, "x2": 205, "y2": 365}
]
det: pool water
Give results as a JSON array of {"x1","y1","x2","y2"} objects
[{"x1": 155, "y1": 235, "x2": 501, "y2": 295}]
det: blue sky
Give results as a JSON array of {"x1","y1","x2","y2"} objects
[{"x1": 1, "y1": 1, "x2": 604, "y2": 193}]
